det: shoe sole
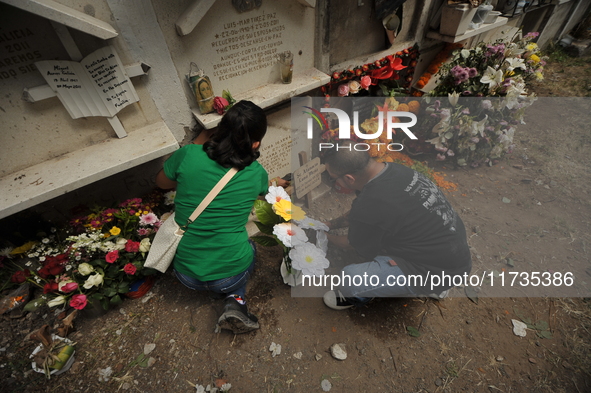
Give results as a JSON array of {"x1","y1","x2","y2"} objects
[{"x1": 217, "y1": 310, "x2": 260, "y2": 334}]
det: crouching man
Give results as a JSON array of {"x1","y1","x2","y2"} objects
[{"x1": 322, "y1": 144, "x2": 472, "y2": 309}]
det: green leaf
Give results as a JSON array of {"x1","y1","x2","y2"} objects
[
  {"x1": 254, "y1": 220, "x2": 274, "y2": 235},
  {"x1": 250, "y1": 235, "x2": 279, "y2": 247},
  {"x1": 534, "y1": 320, "x2": 549, "y2": 331},
  {"x1": 100, "y1": 298, "x2": 110, "y2": 310},
  {"x1": 91, "y1": 293, "x2": 104, "y2": 300},
  {"x1": 406, "y1": 326, "x2": 421, "y2": 337},
  {"x1": 537, "y1": 330, "x2": 553, "y2": 339},
  {"x1": 118, "y1": 282, "x2": 130, "y2": 293},
  {"x1": 110, "y1": 294, "x2": 123, "y2": 305},
  {"x1": 23, "y1": 298, "x2": 46, "y2": 312},
  {"x1": 103, "y1": 287, "x2": 117, "y2": 297},
  {"x1": 253, "y1": 200, "x2": 279, "y2": 226},
  {"x1": 90, "y1": 259, "x2": 108, "y2": 269}
]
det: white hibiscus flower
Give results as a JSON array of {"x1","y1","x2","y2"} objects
[
  {"x1": 294, "y1": 217, "x2": 329, "y2": 232},
  {"x1": 289, "y1": 243, "x2": 330, "y2": 276},
  {"x1": 265, "y1": 186, "x2": 291, "y2": 204},
  {"x1": 273, "y1": 223, "x2": 308, "y2": 248}
]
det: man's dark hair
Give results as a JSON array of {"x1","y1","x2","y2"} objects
[
  {"x1": 204, "y1": 100, "x2": 267, "y2": 170},
  {"x1": 323, "y1": 141, "x2": 371, "y2": 176}
]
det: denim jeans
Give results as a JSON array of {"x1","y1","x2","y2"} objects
[
  {"x1": 173, "y1": 240, "x2": 256, "y2": 299},
  {"x1": 339, "y1": 256, "x2": 416, "y2": 304}
]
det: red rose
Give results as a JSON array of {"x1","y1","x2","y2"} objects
[
  {"x1": 69, "y1": 294, "x2": 88, "y2": 310},
  {"x1": 47, "y1": 261, "x2": 65, "y2": 276},
  {"x1": 11, "y1": 269, "x2": 30, "y2": 284},
  {"x1": 213, "y1": 96, "x2": 229, "y2": 115},
  {"x1": 123, "y1": 263, "x2": 137, "y2": 275},
  {"x1": 106, "y1": 250, "x2": 119, "y2": 263},
  {"x1": 125, "y1": 240, "x2": 140, "y2": 253},
  {"x1": 60, "y1": 282, "x2": 78, "y2": 293},
  {"x1": 360, "y1": 75, "x2": 372, "y2": 90},
  {"x1": 43, "y1": 282, "x2": 59, "y2": 294}
]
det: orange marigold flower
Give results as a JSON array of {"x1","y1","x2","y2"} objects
[
  {"x1": 397, "y1": 103, "x2": 409, "y2": 112},
  {"x1": 407, "y1": 100, "x2": 420, "y2": 114}
]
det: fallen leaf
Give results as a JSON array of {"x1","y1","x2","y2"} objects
[{"x1": 406, "y1": 326, "x2": 421, "y2": 337}]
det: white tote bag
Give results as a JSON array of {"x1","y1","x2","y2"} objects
[{"x1": 144, "y1": 168, "x2": 238, "y2": 273}]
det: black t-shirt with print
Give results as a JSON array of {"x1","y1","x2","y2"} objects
[{"x1": 348, "y1": 163, "x2": 472, "y2": 294}]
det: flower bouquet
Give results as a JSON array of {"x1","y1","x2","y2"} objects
[
  {"x1": 251, "y1": 186, "x2": 329, "y2": 286},
  {"x1": 6, "y1": 190, "x2": 176, "y2": 312}
]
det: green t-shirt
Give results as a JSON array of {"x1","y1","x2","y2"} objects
[{"x1": 163, "y1": 144, "x2": 268, "y2": 281}]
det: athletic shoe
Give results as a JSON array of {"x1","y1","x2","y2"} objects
[
  {"x1": 323, "y1": 290, "x2": 355, "y2": 310},
  {"x1": 217, "y1": 296, "x2": 259, "y2": 334},
  {"x1": 427, "y1": 289, "x2": 450, "y2": 300}
]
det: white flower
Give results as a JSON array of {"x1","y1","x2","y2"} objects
[
  {"x1": 321, "y1": 379, "x2": 332, "y2": 391},
  {"x1": 269, "y1": 342, "x2": 282, "y2": 357},
  {"x1": 480, "y1": 66, "x2": 503, "y2": 90},
  {"x1": 164, "y1": 190, "x2": 176, "y2": 205},
  {"x1": 294, "y1": 217, "x2": 329, "y2": 232},
  {"x1": 220, "y1": 383, "x2": 232, "y2": 392},
  {"x1": 265, "y1": 186, "x2": 291, "y2": 204},
  {"x1": 98, "y1": 366, "x2": 113, "y2": 382},
  {"x1": 503, "y1": 57, "x2": 526, "y2": 72},
  {"x1": 115, "y1": 238, "x2": 128, "y2": 250},
  {"x1": 195, "y1": 385, "x2": 206, "y2": 393},
  {"x1": 47, "y1": 295, "x2": 66, "y2": 307},
  {"x1": 83, "y1": 273, "x2": 104, "y2": 289},
  {"x1": 139, "y1": 238, "x2": 151, "y2": 253},
  {"x1": 448, "y1": 92, "x2": 460, "y2": 107},
  {"x1": 78, "y1": 263, "x2": 94, "y2": 276},
  {"x1": 273, "y1": 223, "x2": 308, "y2": 248},
  {"x1": 289, "y1": 243, "x2": 330, "y2": 276},
  {"x1": 42, "y1": 238, "x2": 50, "y2": 244}
]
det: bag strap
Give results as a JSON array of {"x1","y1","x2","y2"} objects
[{"x1": 180, "y1": 167, "x2": 238, "y2": 231}]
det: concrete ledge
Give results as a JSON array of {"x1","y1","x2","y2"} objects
[
  {"x1": 192, "y1": 67, "x2": 330, "y2": 129},
  {"x1": 426, "y1": 17, "x2": 508, "y2": 43},
  {"x1": 0, "y1": 121, "x2": 178, "y2": 219}
]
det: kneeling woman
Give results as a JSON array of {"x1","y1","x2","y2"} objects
[{"x1": 156, "y1": 101, "x2": 268, "y2": 334}]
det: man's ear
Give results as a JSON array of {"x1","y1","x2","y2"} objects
[
  {"x1": 252, "y1": 141, "x2": 261, "y2": 150},
  {"x1": 342, "y1": 173, "x2": 356, "y2": 185}
]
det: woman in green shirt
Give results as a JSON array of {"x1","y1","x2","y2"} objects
[{"x1": 156, "y1": 101, "x2": 268, "y2": 334}]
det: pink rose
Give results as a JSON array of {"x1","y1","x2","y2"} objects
[
  {"x1": 125, "y1": 240, "x2": 140, "y2": 253},
  {"x1": 106, "y1": 250, "x2": 119, "y2": 264},
  {"x1": 123, "y1": 263, "x2": 137, "y2": 275},
  {"x1": 60, "y1": 282, "x2": 78, "y2": 293},
  {"x1": 213, "y1": 96, "x2": 229, "y2": 115},
  {"x1": 337, "y1": 84, "x2": 349, "y2": 97},
  {"x1": 360, "y1": 75, "x2": 372, "y2": 90},
  {"x1": 69, "y1": 294, "x2": 88, "y2": 310}
]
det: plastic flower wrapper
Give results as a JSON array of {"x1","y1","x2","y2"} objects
[{"x1": 289, "y1": 243, "x2": 330, "y2": 276}]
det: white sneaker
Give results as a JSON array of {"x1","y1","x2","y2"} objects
[{"x1": 323, "y1": 290, "x2": 355, "y2": 310}]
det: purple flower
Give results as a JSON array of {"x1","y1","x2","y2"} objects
[
  {"x1": 468, "y1": 68, "x2": 478, "y2": 78},
  {"x1": 433, "y1": 100, "x2": 441, "y2": 110},
  {"x1": 462, "y1": 108, "x2": 470, "y2": 115},
  {"x1": 446, "y1": 149, "x2": 455, "y2": 156},
  {"x1": 436, "y1": 153, "x2": 446, "y2": 161},
  {"x1": 462, "y1": 90, "x2": 472, "y2": 96},
  {"x1": 481, "y1": 100, "x2": 492, "y2": 110},
  {"x1": 470, "y1": 137, "x2": 480, "y2": 143}
]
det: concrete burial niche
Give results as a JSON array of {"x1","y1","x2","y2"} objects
[
  {"x1": 152, "y1": 0, "x2": 329, "y2": 131},
  {"x1": 0, "y1": 1, "x2": 178, "y2": 220}
]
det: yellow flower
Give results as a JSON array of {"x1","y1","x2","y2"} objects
[
  {"x1": 273, "y1": 199, "x2": 306, "y2": 221},
  {"x1": 135, "y1": 212, "x2": 140, "y2": 216},
  {"x1": 110, "y1": 226, "x2": 121, "y2": 236},
  {"x1": 526, "y1": 43, "x2": 538, "y2": 52},
  {"x1": 529, "y1": 54, "x2": 540, "y2": 64},
  {"x1": 535, "y1": 72, "x2": 544, "y2": 81},
  {"x1": 143, "y1": 210, "x2": 149, "y2": 215}
]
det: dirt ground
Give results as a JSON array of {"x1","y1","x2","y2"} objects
[{"x1": 2, "y1": 50, "x2": 591, "y2": 393}]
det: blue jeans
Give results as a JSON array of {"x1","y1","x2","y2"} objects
[
  {"x1": 173, "y1": 240, "x2": 256, "y2": 299},
  {"x1": 339, "y1": 256, "x2": 416, "y2": 305}
]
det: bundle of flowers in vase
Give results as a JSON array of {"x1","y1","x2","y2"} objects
[
  {"x1": 251, "y1": 186, "x2": 329, "y2": 285},
  {"x1": 6, "y1": 190, "x2": 176, "y2": 312}
]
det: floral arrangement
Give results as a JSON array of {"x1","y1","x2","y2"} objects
[
  {"x1": 251, "y1": 186, "x2": 330, "y2": 278},
  {"x1": 430, "y1": 32, "x2": 545, "y2": 98},
  {"x1": 406, "y1": 32, "x2": 545, "y2": 168},
  {"x1": 321, "y1": 45, "x2": 420, "y2": 104},
  {"x1": 4, "y1": 190, "x2": 175, "y2": 312},
  {"x1": 415, "y1": 43, "x2": 463, "y2": 90},
  {"x1": 212, "y1": 90, "x2": 236, "y2": 115}
]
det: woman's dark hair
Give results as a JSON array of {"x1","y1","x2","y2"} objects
[{"x1": 204, "y1": 100, "x2": 267, "y2": 170}]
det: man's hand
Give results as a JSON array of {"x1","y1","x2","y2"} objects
[
  {"x1": 326, "y1": 211, "x2": 350, "y2": 230},
  {"x1": 326, "y1": 233, "x2": 354, "y2": 250}
]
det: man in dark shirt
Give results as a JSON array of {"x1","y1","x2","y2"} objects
[{"x1": 323, "y1": 145, "x2": 472, "y2": 309}]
